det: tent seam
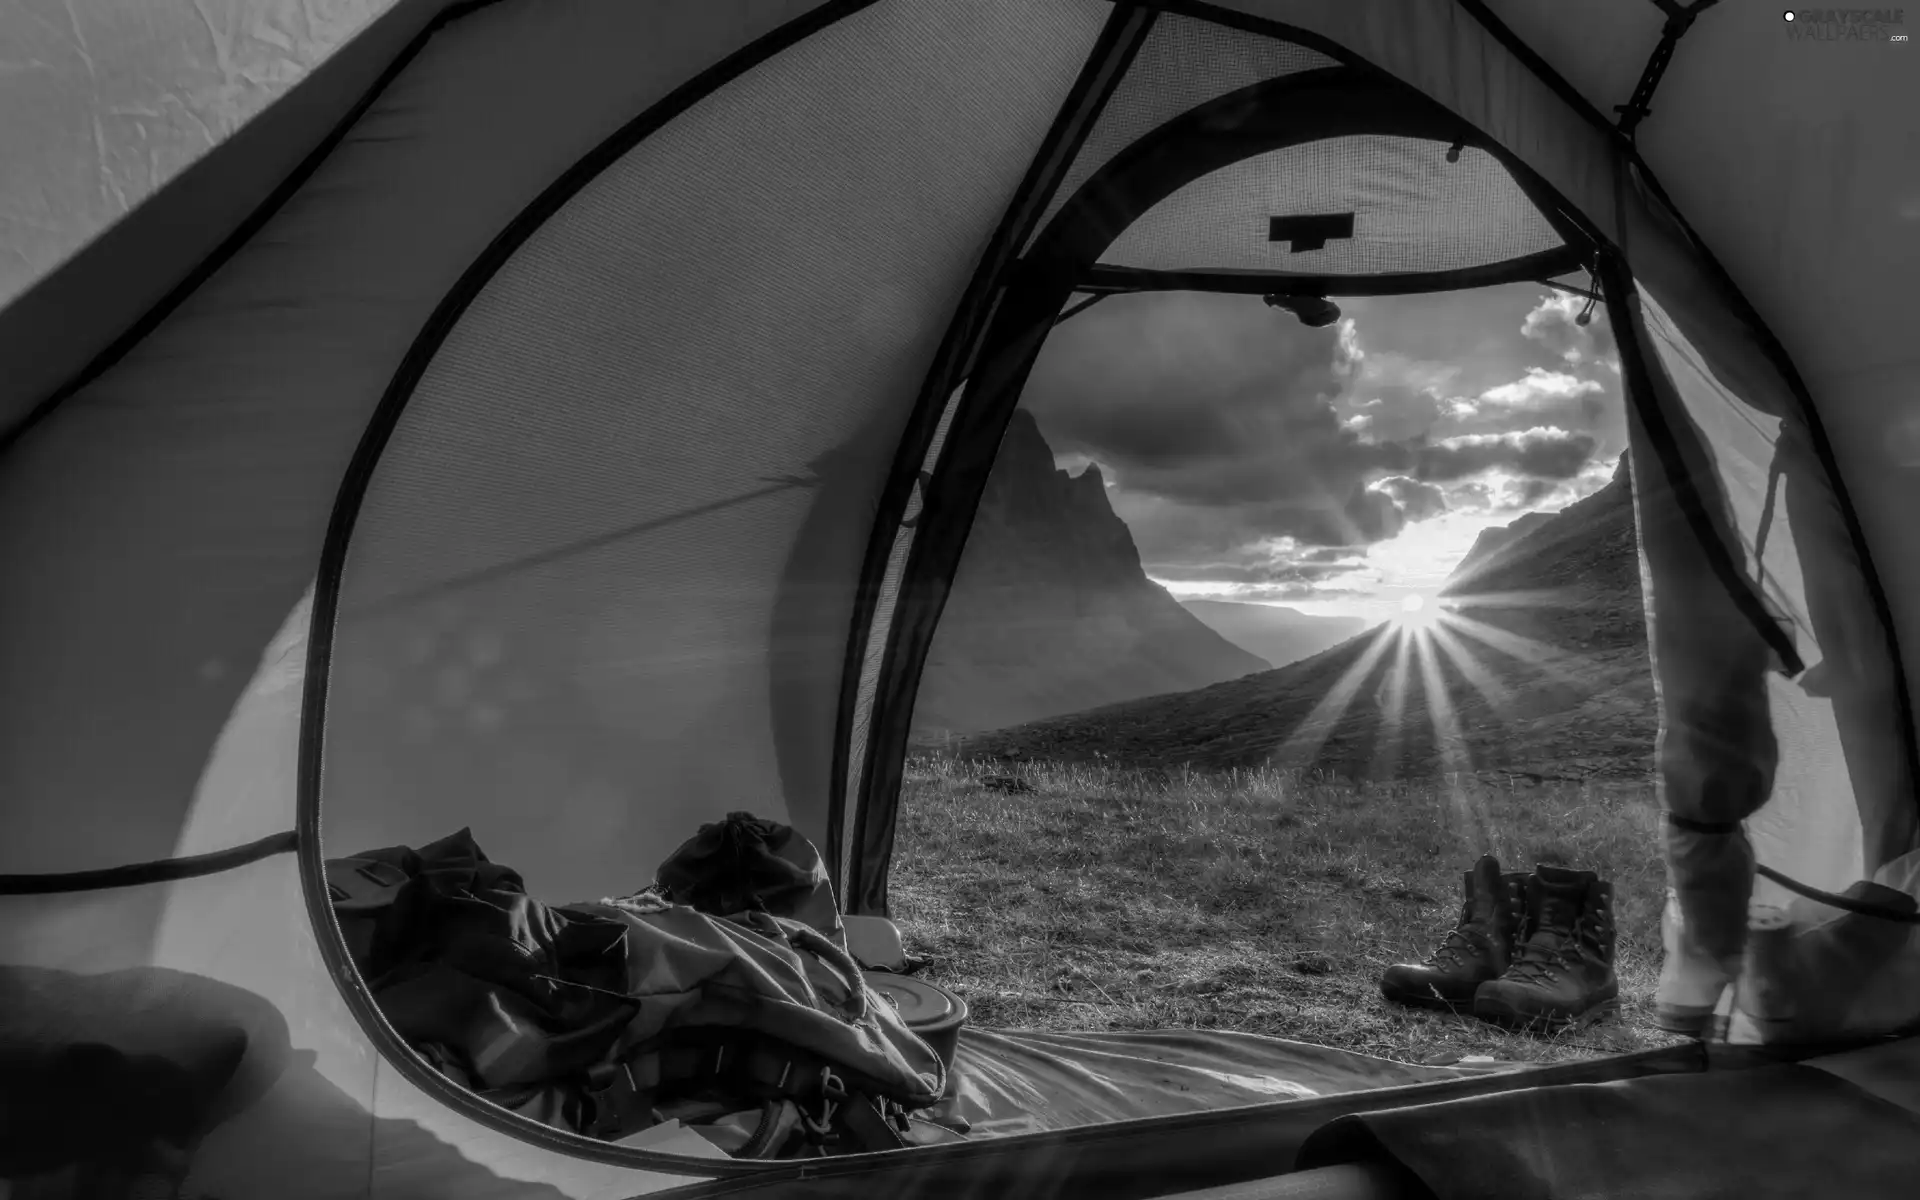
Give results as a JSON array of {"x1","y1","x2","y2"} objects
[
  {"x1": 1080, "y1": 246, "x2": 1587, "y2": 298},
  {"x1": 0, "y1": 830, "x2": 298, "y2": 895},
  {"x1": 837, "y1": 1, "x2": 1159, "y2": 914},
  {"x1": 1612, "y1": 0, "x2": 1720, "y2": 138}
]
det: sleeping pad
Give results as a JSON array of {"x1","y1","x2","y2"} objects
[{"x1": 325, "y1": 828, "x2": 946, "y2": 1154}]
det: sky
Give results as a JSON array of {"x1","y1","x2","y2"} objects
[{"x1": 1019, "y1": 282, "x2": 1625, "y2": 623}]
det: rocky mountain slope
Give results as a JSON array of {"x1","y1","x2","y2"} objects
[
  {"x1": 909, "y1": 410, "x2": 1270, "y2": 737},
  {"x1": 952, "y1": 455, "x2": 1655, "y2": 781},
  {"x1": 1452, "y1": 511, "x2": 1555, "y2": 582}
]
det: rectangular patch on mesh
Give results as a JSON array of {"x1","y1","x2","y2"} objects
[{"x1": 1268, "y1": 213, "x2": 1355, "y2": 252}]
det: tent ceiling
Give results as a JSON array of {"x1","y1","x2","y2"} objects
[
  {"x1": 1480, "y1": 0, "x2": 1665, "y2": 124},
  {"x1": 1097, "y1": 135, "x2": 1565, "y2": 276},
  {"x1": 1025, "y1": 10, "x2": 1338, "y2": 249}
]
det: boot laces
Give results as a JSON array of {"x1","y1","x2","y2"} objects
[
  {"x1": 1426, "y1": 900, "x2": 1483, "y2": 968},
  {"x1": 1428, "y1": 926, "x2": 1475, "y2": 968},
  {"x1": 1505, "y1": 897, "x2": 1586, "y2": 981}
]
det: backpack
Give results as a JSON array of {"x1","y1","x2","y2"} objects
[
  {"x1": 327, "y1": 823, "x2": 949, "y2": 1157},
  {"x1": 567, "y1": 894, "x2": 947, "y2": 1152}
]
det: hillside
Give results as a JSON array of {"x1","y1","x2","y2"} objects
[
  {"x1": 1452, "y1": 511, "x2": 1555, "y2": 582},
  {"x1": 952, "y1": 455, "x2": 1654, "y2": 782},
  {"x1": 1179, "y1": 600, "x2": 1370, "y2": 672},
  {"x1": 909, "y1": 410, "x2": 1270, "y2": 737}
]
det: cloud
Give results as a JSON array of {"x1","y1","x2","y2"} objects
[
  {"x1": 1522, "y1": 292, "x2": 1616, "y2": 366},
  {"x1": 1413, "y1": 427, "x2": 1597, "y2": 482},
  {"x1": 1370, "y1": 475, "x2": 1449, "y2": 522},
  {"x1": 1149, "y1": 558, "x2": 1357, "y2": 585},
  {"x1": 1344, "y1": 383, "x2": 1442, "y2": 442},
  {"x1": 1480, "y1": 367, "x2": 1603, "y2": 408},
  {"x1": 1301, "y1": 546, "x2": 1363, "y2": 564},
  {"x1": 1443, "y1": 479, "x2": 1495, "y2": 512},
  {"x1": 1023, "y1": 292, "x2": 1414, "y2": 548},
  {"x1": 1438, "y1": 367, "x2": 1611, "y2": 437},
  {"x1": 1021, "y1": 286, "x2": 1620, "y2": 594},
  {"x1": 1227, "y1": 583, "x2": 1379, "y2": 604}
]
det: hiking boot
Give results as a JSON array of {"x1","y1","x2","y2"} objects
[
  {"x1": 1474, "y1": 864, "x2": 1619, "y2": 1029},
  {"x1": 1380, "y1": 856, "x2": 1529, "y2": 1011}
]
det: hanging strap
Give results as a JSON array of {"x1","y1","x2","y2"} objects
[
  {"x1": 1666, "y1": 815, "x2": 1920, "y2": 925},
  {"x1": 582, "y1": 1038, "x2": 812, "y2": 1139},
  {"x1": 581, "y1": 1038, "x2": 913, "y2": 1153},
  {"x1": 1614, "y1": 0, "x2": 1721, "y2": 138}
]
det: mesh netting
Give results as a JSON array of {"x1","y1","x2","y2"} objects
[
  {"x1": 1026, "y1": 13, "x2": 1339, "y2": 249},
  {"x1": 1098, "y1": 136, "x2": 1563, "y2": 277}
]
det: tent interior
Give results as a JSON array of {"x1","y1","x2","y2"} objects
[{"x1": 3, "y1": 0, "x2": 1920, "y2": 1197}]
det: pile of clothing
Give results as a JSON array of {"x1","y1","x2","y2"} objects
[
  {"x1": 326, "y1": 815, "x2": 960, "y2": 1158},
  {"x1": 1377, "y1": 856, "x2": 1620, "y2": 1030}
]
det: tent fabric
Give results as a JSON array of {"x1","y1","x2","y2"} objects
[
  {"x1": 0, "y1": 0, "x2": 831, "y2": 884},
  {"x1": 1293, "y1": 1056, "x2": 1920, "y2": 1200},
  {"x1": 642, "y1": 1044, "x2": 1711, "y2": 1200},
  {"x1": 0, "y1": 595, "x2": 705, "y2": 1197},
  {"x1": 3, "y1": 0, "x2": 1919, "y2": 1193},
  {"x1": 0, "y1": 0, "x2": 431, "y2": 434}
]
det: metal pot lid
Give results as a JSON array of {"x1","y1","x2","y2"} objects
[{"x1": 864, "y1": 971, "x2": 958, "y2": 1026}]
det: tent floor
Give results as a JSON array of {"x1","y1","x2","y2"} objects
[{"x1": 937, "y1": 1026, "x2": 1518, "y2": 1138}]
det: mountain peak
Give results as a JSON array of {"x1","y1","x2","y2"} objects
[{"x1": 912, "y1": 410, "x2": 1269, "y2": 737}]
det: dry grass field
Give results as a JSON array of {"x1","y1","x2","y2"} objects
[{"x1": 889, "y1": 755, "x2": 1687, "y2": 1066}]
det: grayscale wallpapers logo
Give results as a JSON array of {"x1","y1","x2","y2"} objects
[{"x1": 1783, "y1": 8, "x2": 1909, "y2": 40}]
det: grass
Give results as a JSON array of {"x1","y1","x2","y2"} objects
[{"x1": 889, "y1": 754, "x2": 1688, "y2": 1067}]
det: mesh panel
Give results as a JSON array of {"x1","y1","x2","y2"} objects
[
  {"x1": 1100, "y1": 137, "x2": 1563, "y2": 276},
  {"x1": 1027, "y1": 13, "x2": 1338, "y2": 248},
  {"x1": 839, "y1": 384, "x2": 965, "y2": 882},
  {"x1": 1638, "y1": 286, "x2": 1870, "y2": 902},
  {"x1": 320, "y1": 0, "x2": 1108, "y2": 903}
]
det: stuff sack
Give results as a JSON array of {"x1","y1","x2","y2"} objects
[{"x1": 652, "y1": 811, "x2": 844, "y2": 944}]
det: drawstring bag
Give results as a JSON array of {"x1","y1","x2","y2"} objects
[{"x1": 652, "y1": 812, "x2": 844, "y2": 945}]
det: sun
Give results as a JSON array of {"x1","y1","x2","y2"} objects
[{"x1": 1394, "y1": 592, "x2": 1442, "y2": 632}]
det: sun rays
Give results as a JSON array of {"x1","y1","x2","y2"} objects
[{"x1": 1270, "y1": 586, "x2": 1580, "y2": 797}]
